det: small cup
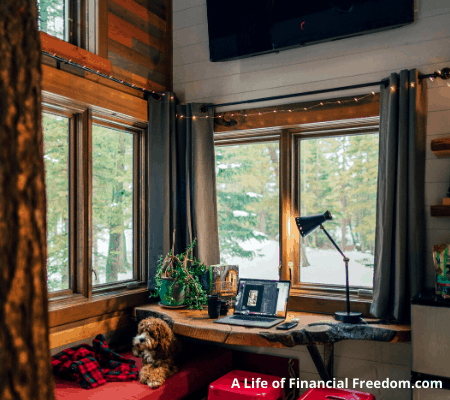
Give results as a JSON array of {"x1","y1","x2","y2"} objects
[
  {"x1": 207, "y1": 296, "x2": 221, "y2": 319},
  {"x1": 220, "y1": 300, "x2": 229, "y2": 315}
]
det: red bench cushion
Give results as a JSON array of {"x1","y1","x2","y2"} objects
[{"x1": 54, "y1": 347, "x2": 232, "y2": 400}]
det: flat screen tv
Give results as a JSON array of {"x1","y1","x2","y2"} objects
[{"x1": 206, "y1": 0, "x2": 414, "y2": 62}]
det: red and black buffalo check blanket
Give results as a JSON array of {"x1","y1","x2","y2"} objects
[{"x1": 51, "y1": 334, "x2": 138, "y2": 389}]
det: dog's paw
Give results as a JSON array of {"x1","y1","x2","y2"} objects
[
  {"x1": 147, "y1": 379, "x2": 164, "y2": 388},
  {"x1": 139, "y1": 376, "x2": 148, "y2": 385}
]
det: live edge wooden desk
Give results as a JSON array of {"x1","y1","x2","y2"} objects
[{"x1": 134, "y1": 304, "x2": 411, "y2": 382}]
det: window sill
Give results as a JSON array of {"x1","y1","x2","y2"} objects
[
  {"x1": 48, "y1": 287, "x2": 150, "y2": 328},
  {"x1": 288, "y1": 288, "x2": 373, "y2": 317}
]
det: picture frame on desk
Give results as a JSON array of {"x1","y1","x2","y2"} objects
[{"x1": 208, "y1": 264, "x2": 239, "y2": 305}]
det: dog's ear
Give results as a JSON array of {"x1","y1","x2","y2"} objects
[{"x1": 155, "y1": 320, "x2": 174, "y2": 357}]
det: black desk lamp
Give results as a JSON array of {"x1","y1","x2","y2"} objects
[{"x1": 295, "y1": 211, "x2": 362, "y2": 324}]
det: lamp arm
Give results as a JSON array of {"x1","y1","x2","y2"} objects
[
  {"x1": 319, "y1": 225, "x2": 349, "y2": 261},
  {"x1": 320, "y1": 224, "x2": 352, "y2": 316}
]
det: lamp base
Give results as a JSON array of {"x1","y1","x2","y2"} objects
[{"x1": 334, "y1": 311, "x2": 362, "y2": 324}]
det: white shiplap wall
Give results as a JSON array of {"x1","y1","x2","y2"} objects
[
  {"x1": 173, "y1": 0, "x2": 450, "y2": 294},
  {"x1": 173, "y1": 0, "x2": 450, "y2": 111},
  {"x1": 173, "y1": 2, "x2": 450, "y2": 399}
]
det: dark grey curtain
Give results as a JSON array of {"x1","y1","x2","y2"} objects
[
  {"x1": 370, "y1": 69, "x2": 427, "y2": 321},
  {"x1": 147, "y1": 94, "x2": 220, "y2": 290}
]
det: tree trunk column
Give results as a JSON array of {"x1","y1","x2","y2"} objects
[{"x1": 0, "y1": 2, "x2": 55, "y2": 399}]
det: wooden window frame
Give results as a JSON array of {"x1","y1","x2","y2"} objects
[
  {"x1": 38, "y1": 0, "x2": 102, "y2": 53},
  {"x1": 214, "y1": 131, "x2": 282, "y2": 279},
  {"x1": 214, "y1": 95, "x2": 380, "y2": 317},
  {"x1": 282, "y1": 117, "x2": 380, "y2": 316},
  {"x1": 42, "y1": 91, "x2": 149, "y2": 327}
]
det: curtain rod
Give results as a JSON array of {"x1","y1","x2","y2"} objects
[
  {"x1": 208, "y1": 68, "x2": 450, "y2": 109},
  {"x1": 42, "y1": 51, "x2": 449, "y2": 108}
]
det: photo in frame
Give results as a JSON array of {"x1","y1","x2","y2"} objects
[{"x1": 208, "y1": 264, "x2": 239, "y2": 304}]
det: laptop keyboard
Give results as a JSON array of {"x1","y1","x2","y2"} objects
[{"x1": 230, "y1": 315, "x2": 276, "y2": 323}]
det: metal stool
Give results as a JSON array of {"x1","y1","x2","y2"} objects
[
  {"x1": 208, "y1": 370, "x2": 285, "y2": 400},
  {"x1": 298, "y1": 388, "x2": 375, "y2": 399}
]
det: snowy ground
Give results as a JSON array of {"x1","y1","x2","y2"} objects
[
  {"x1": 221, "y1": 238, "x2": 374, "y2": 287},
  {"x1": 49, "y1": 236, "x2": 373, "y2": 291}
]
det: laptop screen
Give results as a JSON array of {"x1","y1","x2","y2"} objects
[{"x1": 234, "y1": 279, "x2": 291, "y2": 318}]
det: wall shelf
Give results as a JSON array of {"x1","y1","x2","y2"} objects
[
  {"x1": 431, "y1": 205, "x2": 450, "y2": 217},
  {"x1": 431, "y1": 137, "x2": 450, "y2": 158}
]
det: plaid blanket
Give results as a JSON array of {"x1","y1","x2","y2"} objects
[{"x1": 51, "y1": 334, "x2": 138, "y2": 389}]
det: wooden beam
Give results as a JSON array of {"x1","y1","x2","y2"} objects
[
  {"x1": 42, "y1": 64, "x2": 147, "y2": 122},
  {"x1": 214, "y1": 93, "x2": 380, "y2": 133},
  {"x1": 40, "y1": 32, "x2": 111, "y2": 75}
]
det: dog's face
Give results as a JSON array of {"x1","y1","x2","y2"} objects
[{"x1": 132, "y1": 317, "x2": 174, "y2": 358}]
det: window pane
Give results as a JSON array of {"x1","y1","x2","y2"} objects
[
  {"x1": 299, "y1": 134, "x2": 379, "y2": 288},
  {"x1": 37, "y1": 0, "x2": 68, "y2": 41},
  {"x1": 216, "y1": 142, "x2": 279, "y2": 280},
  {"x1": 43, "y1": 113, "x2": 70, "y2": 292},
  {"x1": 92, "y1": 125, "x2": 134, "y2": 285}
]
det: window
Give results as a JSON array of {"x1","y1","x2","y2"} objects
[
  {"x1": 298, "y1": 132, "x2": 378, "y2": 289},
  {"x1": 92, "y1": 125, "x2": 134, "y2": 285},
  {"x1": 43, "y1": 113, "x2": 70, "y2": 292},
  {"x1": 292, "y1": 117, "x2": 379, "y2": 294},
  {"x1": 42, "y1": 98, "x2": 147, "y2": 300},
  {"x1": 215, "y1": 139, "x2": 280, "y2": 280},
  {"x1": 214, "y1": 112, "x2": 379, "y2": 313},
  {"x1": 37, "y1": 0, "x2": 98, "y2": 52},
  {"x1": 37, "y1": 0, "x2": 69, "y2": 41}
]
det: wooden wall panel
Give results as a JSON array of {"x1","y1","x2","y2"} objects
[
  {"x1": 42, "y1": 64, "x2": 147, "y2": 122},
  {"x1": 108, "y1": 0, "x2": 171, "y2": 91}
]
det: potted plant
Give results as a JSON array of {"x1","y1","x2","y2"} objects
[{"x1": 152, "y1": 231, "x2": 208, "y2": 310}]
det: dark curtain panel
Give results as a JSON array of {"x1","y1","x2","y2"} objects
[
  {"x1": 147, "y1": 94, "x2": 220, "y2": 290},
  {"x1": 370, "y1": 70, "x2": 427, "y2": 321}
]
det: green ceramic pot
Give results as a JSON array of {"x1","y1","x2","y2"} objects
[{"x1": 158, "y1": 277, "x2": 185, "y2": 306}]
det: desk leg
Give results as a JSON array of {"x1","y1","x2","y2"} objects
[{"x1": 306, "y1": 343, "x2": 334, "y2": 382}]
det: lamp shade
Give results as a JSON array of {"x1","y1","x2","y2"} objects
[{"x1": 295, "y1": 211, "x2": 332, "y2": 237}]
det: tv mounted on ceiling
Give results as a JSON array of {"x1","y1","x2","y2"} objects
[{"x1": 206, "y1": 0, "x2": 414, "y2": 62}]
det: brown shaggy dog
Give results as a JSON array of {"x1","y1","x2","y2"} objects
[{"x1": 132, "y1": 317, "x2": 181, "y2": 388}]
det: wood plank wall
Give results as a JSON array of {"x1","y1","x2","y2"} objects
[{"x1": 107, "y1": 0, "x2": 172, "y2": 92}]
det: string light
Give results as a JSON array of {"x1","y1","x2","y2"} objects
[
  {"x1": 175, "y1": 92, "x2": 378, "y2": 120},
  {"x1": 430, "y1": 77, "x2": 434, "y2": 81}
]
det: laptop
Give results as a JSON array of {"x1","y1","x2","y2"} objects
[{"x1": 214, "y1": 278, "x2": 291, "y2": 329}]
